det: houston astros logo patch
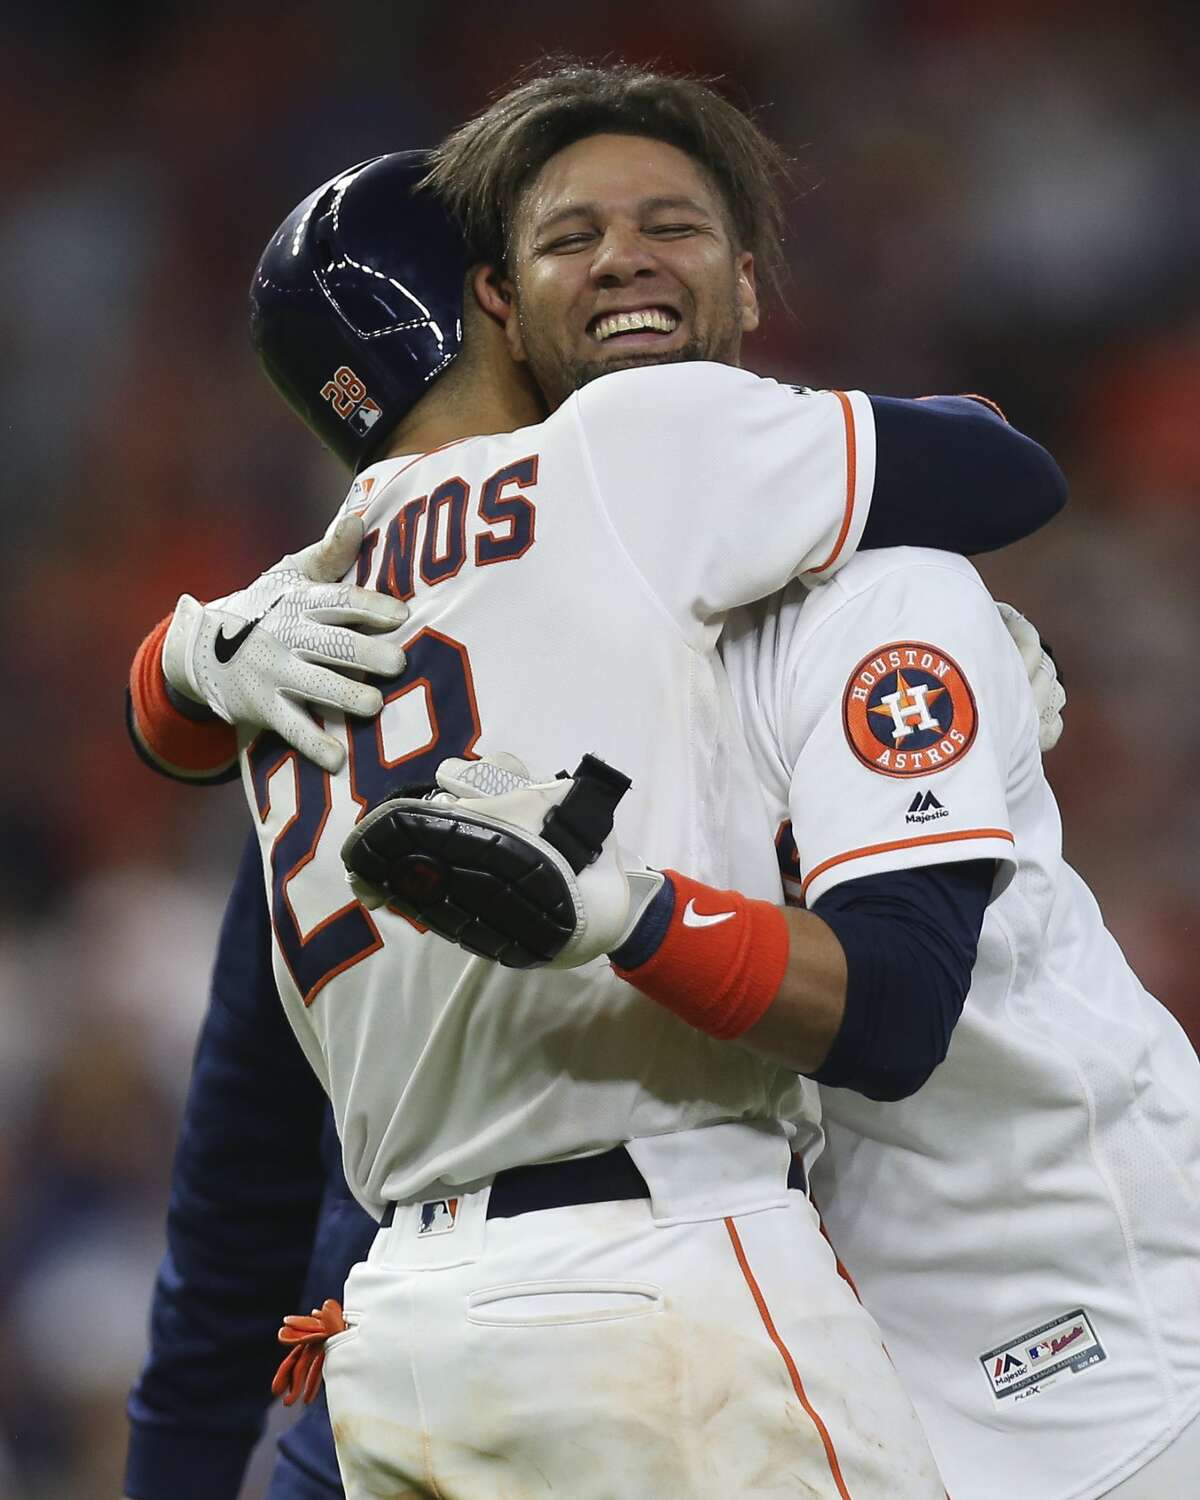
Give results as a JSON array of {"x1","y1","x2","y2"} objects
[{"x1": 843, "y1": 642, "x2": 977, "y2": 777}]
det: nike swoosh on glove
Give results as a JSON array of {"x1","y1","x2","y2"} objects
[
  {"x1": 161, "y1": 513, "x2": 408, "y2": 772},
  {"x1": 341, "y1": 752, "x2": 663, "y2": 969},
  {"x1": 996, "y1": 601, "x2": 1067, "y2": 753}
]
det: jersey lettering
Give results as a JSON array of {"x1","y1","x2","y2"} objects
[
  {"x1": 476, "y1": 456, "x2": 537, "y2": 565},
  {"x1": 420, "y1": 477, "x2": 470, "y2": 586},
  {"x1": 370, "y1": 457, "x2": 539, "y2": 600},
  {"x1": 249, "y1": 628, "x2": 481, "y2": 1003},
  {"x1": 355, "y1": 527, "x2": 381, "y2": 586},
  {"x1": 248, "y1": 737, "x2": 382, "y2": 1007},
  {"x1": 347, "y1": 629, "x2": 481, "y2": 808},
  {"x1": 378, "y1": 497, "x2": 428, "y2": 603}
]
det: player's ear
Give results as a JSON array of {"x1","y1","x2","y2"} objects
[
  {"x1": 472, "y1": 265, "x2": 527, "y2": 364},
  {"x1": 736, "y1": 252, "x2": 760, "y2": 335}
]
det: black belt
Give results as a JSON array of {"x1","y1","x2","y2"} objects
[{"x1": 382, "y1": 1144, "x2": 805, "y2": 1226}]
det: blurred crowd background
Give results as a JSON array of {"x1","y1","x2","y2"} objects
[{"x1": 1, "y1": 1, "x2": 1197, "y2": 1495}]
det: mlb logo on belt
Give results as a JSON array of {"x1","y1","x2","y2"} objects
[{"x1": 417, "y1": 1197, "x2": 460, "y2": 1236}]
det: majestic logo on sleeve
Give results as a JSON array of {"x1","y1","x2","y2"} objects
[{"x1": 843, "y1": 641, "x2": 978, "y2": 777}]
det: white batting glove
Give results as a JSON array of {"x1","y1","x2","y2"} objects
[
  {"x1": 996, "y1": 601, "x2": 1066, "y2": 753},
  {"x1": 344, "y1": 751, "x2": 662, "y2": 968},
  {"x1": 162, "y1": 513, "x2": 408, "y2": 773}
]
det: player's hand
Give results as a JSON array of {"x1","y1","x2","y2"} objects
[
  {"x1": 161, "y1": 513, "x2": 408, "y2": 772},
  {"x1": 341, "y1": 751, "x2": 662, "y2": 968},
  {"x1": 996, "y1": 601, "x2": 1066, "y2": 753}
]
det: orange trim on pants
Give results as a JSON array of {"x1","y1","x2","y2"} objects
[{"x1": 724, "y1": 1216, "x2": 853, "y2": 1500}]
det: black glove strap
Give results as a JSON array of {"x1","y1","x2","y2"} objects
[{"x1": 539, "y1": 754, "x2": 632, "y2": 873}]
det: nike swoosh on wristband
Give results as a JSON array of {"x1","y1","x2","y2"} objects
[
  {"x1": 213, "y1": 595, "x2": 285, "y2": 664},
  {"x1": 681, "y1": 899, "x2": 735, "y2": 929}
]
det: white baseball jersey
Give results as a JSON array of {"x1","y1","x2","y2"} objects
[
  {"x1": 722, "y1": 547, "x2": 1200, "y2": 1500},
  {"x1": 242, "y1": 362, "x2": 876, "y2": 1214}
]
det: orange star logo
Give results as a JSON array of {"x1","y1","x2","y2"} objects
[{"x1": 868, "y1": 669, "x2": 945, "y2": 730}]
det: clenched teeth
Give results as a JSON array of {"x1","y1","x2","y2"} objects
[{"x1": 592, "y1": 308, "x2": 680, "y2": 341}]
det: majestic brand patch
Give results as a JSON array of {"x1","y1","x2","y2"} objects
[
  {"x1": 906, "y1": 791, "x2": 948, "y2": 824},
  {"x1": 980, "y1": 1310, "x2": 1106, "y2": 1402},
  {"x1": 843, "y1": 641, "x2": 978, "y2": 778}
]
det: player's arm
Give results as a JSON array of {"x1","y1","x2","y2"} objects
[
  {"x1": 341, "y1": 754, "x2": 996, "y2": 1099},
  {"x1": 636, "y1": 860, "x2": 994, "y2": 1096},
  {"x1": 613, "y1": 558, "x2": 1024, "y2": 1088},
  {"x1": 861, "y1": 394, "x2": 1066, "y2": 554},
  {"x1": 574, "y1": 364, "x2": 1065, "y2": 636},
  {"x1": 127, "y1": 512, "x2": 409, "y2": 784},
  {"x1": 124, "y1": 837, "x2": 328, "y2": 1500},
  {"x1": 342, "y1": 559, "x2": 1024, "y2": 1097}
]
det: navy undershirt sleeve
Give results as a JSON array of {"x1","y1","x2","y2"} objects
[
  {"x1": 124, "y1": 834, "x2": 329, "y2": 1500},
  {"x1": 860, "y1": 395, "x2": 1067, "y2": 555},
  {"x1": 810, "y1": 860, "x2": 994, "y2": 1101}
]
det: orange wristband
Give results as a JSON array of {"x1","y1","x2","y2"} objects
[
  {"x1": 129, "y1": 616, "x2": 238, "y2": 777},
  {"x1": 612, "y1": 870, "x2": 790, "y2": 1040}
]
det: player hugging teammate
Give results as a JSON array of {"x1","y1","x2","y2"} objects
[{"x1": 124, "y1": 61, "x2": 1200, "y2": 1500}]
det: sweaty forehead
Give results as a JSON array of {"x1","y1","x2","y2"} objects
[{"x1": 516, "y1": 132, "x2": 729, "y2": 242}]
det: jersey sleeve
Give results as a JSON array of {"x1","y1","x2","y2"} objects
[
  {"x1": 777, "y1": 554, "x2": 1025, "y2": 907},
  {"x1": 572, "y1": 363, "x2": 874, "y2": 639},
  {"x1": 861, "y1": 394, "x2": 1067, "y2": 554}
]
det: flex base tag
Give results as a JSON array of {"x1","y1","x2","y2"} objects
[{"x1": 981, "y1": 1309, "x2": 1106, "y2": 1403}]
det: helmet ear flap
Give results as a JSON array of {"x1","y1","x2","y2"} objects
[{"x1": 249, "y1": 152, "x2": 468, "y2": 471}]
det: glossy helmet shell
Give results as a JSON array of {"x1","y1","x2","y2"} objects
[{"x1": 249, "y1": 151, "x2": 467, "y2": 471}]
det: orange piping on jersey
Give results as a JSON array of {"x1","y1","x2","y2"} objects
[
  {"x1": 808, "y1": 390, "x2": 857, "y2": 575},
  {"x1": 367, "y1": 436, "x2": 473, "y2": 514},
  {"x1": 724, "y1": 1217, "x2": 852, "y2": 1498},
  {"x1": 129, "y1": 615, "x2": 238, "y2": 777},
  {"x1": 801, "y1": 828, "x2": 1014, "y2": 898}
]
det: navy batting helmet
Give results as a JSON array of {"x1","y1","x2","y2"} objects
[{"x1": 249, "y1": 151, "x2": 467, "y2": 471}]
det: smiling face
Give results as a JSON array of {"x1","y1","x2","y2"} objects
[{"x1": 498, "y1": 133, "x2": 760, "y2": 409}]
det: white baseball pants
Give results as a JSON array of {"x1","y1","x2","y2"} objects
[{"x1": 322, "y1": 1120, "x2": 945, "y2": 1499}]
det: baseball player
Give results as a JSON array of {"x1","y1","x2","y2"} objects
[
  {"x1": 730, "y1": 574, "x2": 1200, "y2": 1500},
  {"x1": 320, "y1": 77, "x2": 1200, "y2": 1491},
  {"x1": 369, "y1": 550, "x2": 1200, "y2": 1500},
  {"x1": 300, "y1": 75, "x2": 1196, "y2": 1500},
  {"x1": 126, "y1": 73, "x2": 1065, "y2": 1500}
]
